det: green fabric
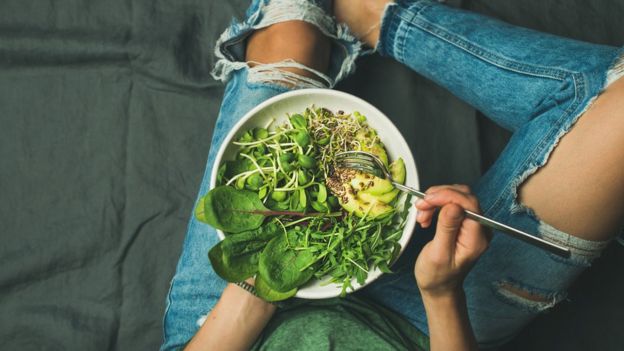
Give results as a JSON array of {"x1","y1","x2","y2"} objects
[
  {"x1": 252, "y1": 297, "x2": 429, "y2": 351},
  {"x1": 1, "y1": 0, "x2": 623, "y2": 350}
]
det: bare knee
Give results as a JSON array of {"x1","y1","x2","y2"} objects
[
  {"x1": 246, "y1": 21, "x2": 331, "y2": 84},
  {"x1": 518, "y1": 77, "x2": 624, "y2": 242}
]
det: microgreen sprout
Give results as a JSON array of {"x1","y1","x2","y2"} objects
[{"x1": 205, "y1": 106, "x2": 408, "y2": 297}]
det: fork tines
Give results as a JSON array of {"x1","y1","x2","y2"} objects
[{"x1": 334, "y1": 151, "x2": 385, "y2": 177}]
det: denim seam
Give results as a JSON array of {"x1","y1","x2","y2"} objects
[
  {"x1": 161, "y1": 276, "x2": 176, "y2": 344},
  {"x1": 485, "y1": 72, "x2": 584, "y2": 219},
  {"x1": 387, "y1": 5, "x2": 407, "y2": 61},
  {"x1": 396, "y1": 2, "x2": 432, "y2": 62},
  {"x1": 492, "y1": 71, "x2": 614, "y2": 267},
  {"x1": 396, "y1": 9, "x2": 571, "y2": 81}
]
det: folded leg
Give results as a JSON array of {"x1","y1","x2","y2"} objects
[
  {"x1": 160, "y1": 1, "x2": 363, "y2": 349},
  {"x1": 355, "y1": 0, "x2": 624, "y2": 347}
]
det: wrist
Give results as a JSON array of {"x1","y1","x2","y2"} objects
[
  {"x1": 225, "y1": 282, "x2": 277, "y2": 313},
  {"x1": 420, "y1": 287, "x2": 465, "y2": 305}
]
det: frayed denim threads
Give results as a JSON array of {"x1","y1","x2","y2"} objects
[{"x1": 211, "y1": 0, "x2": 364, "y2": 89}]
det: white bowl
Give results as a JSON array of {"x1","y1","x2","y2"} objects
[{"x1": 210, "y1": 89, "x2": 419, "y2": 299}]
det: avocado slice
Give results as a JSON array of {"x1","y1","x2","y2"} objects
[
  {"x1": 389, "y1": 158, "x2": 406, "y2": 184},
  {"x1": 348, "y1": 172, "x2": 394, "y2": 195},
  {"x1": 367, "y1": 142, "x2": 389, "y2": 166},
  {"x1": 338, "y1": 184, "x2": 394, "y2": 219},
  {"x1": 326, "y1": 168, "x2": 395, "y2": 219},
  {"x1": 355, "y1": 128, "x2": 389, "y2": 166},
  {"x1": 359, "y1": 158, "x2": 405, "y2": 204},
  {"x1": 358, "y1": 189, "x2": 400, "y2": 204}
]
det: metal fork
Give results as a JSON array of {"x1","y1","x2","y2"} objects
[{"x1": 335, "y1": 151, "x2": 571, "y2": 258}]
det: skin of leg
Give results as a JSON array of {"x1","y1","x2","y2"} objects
[
  {"x1": 246, "y1": 20, "x2": 331, "y2": 81},
  {"x1": 334, "y1": 0, "x2": 391, "y2": 47},
  {"x1": 518, "y1": 77, "x2": 624, "y2": 241}
]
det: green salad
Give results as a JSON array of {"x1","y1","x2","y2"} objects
[{"x1": 195, "y1": 107, "x2": 410, "y2": 301}]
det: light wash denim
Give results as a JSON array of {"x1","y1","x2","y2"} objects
[{"x1": 161, "y1": 0, "x2": 624, "y2": 349}]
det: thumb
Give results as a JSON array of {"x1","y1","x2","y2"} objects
[{"x1": 432, "y1": 203, "x2": 465, "y2": 252}]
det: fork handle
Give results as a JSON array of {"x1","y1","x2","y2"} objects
[{"x1": 392, "y1": 182, "x2": 571, "y2": 258}]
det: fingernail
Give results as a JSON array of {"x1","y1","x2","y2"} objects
[
  {"x1": 417, "y1": 210, "x2": 424, "y2": 221},
  {"x1": 424, "y1": 193, "x2": 436, "y2": 200},
  {"x1": 414, "y1": 199, "x2": 423, "y2": 207}
]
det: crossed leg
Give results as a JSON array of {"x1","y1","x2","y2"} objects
[
  {"x1": 519, "y1": 77, "x2": 624, "y2": 241},
  {"x1": 335, "y1": 0, "x2": 624, "y2": 346},
  {"x1": 161, "y1": 4, "x2": 340, "y2": 349}
]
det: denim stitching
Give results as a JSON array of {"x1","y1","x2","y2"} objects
[
  {"x1": 378, "y1": 4, "x2": 402, "y2": 58},
  {"x1": 391, "y1": 5, "x2": 409, "y2": 61},
  {"x1": 522, "y1": 73, "x2": 584, "y2": 176},
  {"x1": 486, "y1": 72, "x2": 585, "y2": 219},
  {"x1": 396, "y1": 9, "x2": 570, "y2": 81},
  {"x1": 395, "y1": 2, "x2": 433, "y2": 62}
]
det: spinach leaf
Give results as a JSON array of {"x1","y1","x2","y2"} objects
[
  {"x1": 196, "y1": 187, "x2": 341, "y2": 234},
  {"x1": 258, "y1": 231, "x2": 317, "y2": 292},
  {"x1": 221, "y1": 222, "x2": 280, "y2": 256},
  {"x1": 208, "y1": 241, "x2": 259, "y2": 282},
  {"x1": 199, "y1": 186, "x2": 268, "y2": 233},
  {"x1": 255, "y1": 274, "x2": 297, "y2": 302}
]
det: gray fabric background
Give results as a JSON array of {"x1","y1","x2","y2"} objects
[{"x1": 0, "y1": 0, "x2": 622, "y2": 349}]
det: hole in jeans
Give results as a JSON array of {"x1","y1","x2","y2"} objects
[
  {"x1": 515, "y1": 70, "x2": 624, "y2": 244},
  {"x1": 247, "y1": 59, "x2": 332, "y2": 89},
  {"x1": 499, "y1": 282, "x2": 549, "y2": 303},
  {"x1": 494, "y1": 280, "x2": 565, "y2": 313}
]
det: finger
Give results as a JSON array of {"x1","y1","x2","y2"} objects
[
  {"x1": 427, "y1": 184, "x2": 471, "y2": 195},
  {"x1": 430, "y1": 203, "x2": 465, "y2": 254},
  {"x1": 416, "y1": 208, "x2": 436, "y2": 228},
  {"x1": 415, "y1": 198, "x2": 436, "y2": 212},
  {"x1": 424, "y1": 188, "x2": 481, "y2": 214},
  {"x1": 458, "y1": 219, "x2": 489, "y2": 253},
  {"x1": 416, "y1": 185, "x2": 473, "y2": 211}
]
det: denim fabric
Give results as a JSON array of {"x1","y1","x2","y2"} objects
[
  {"x1": 160, "y1": 70, "x2": 291, "y2": 350},
  {"x1": 367, "y1": 0, "x2": 622, "y2": 347},
  {"x1": 160, "y1": 0, "x2": 364, "y2": 349},
  {"x1": 162, "y1": 0, "x2": 623, "y2": 349}
]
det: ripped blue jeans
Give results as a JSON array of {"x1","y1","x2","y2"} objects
[{"x1": 161, "y1": 0, "x2": 624, "y2": 349}]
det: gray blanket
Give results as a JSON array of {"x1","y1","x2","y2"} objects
[{"x1": 1, "y1": 0, "x2": 622, "y2": 349}]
